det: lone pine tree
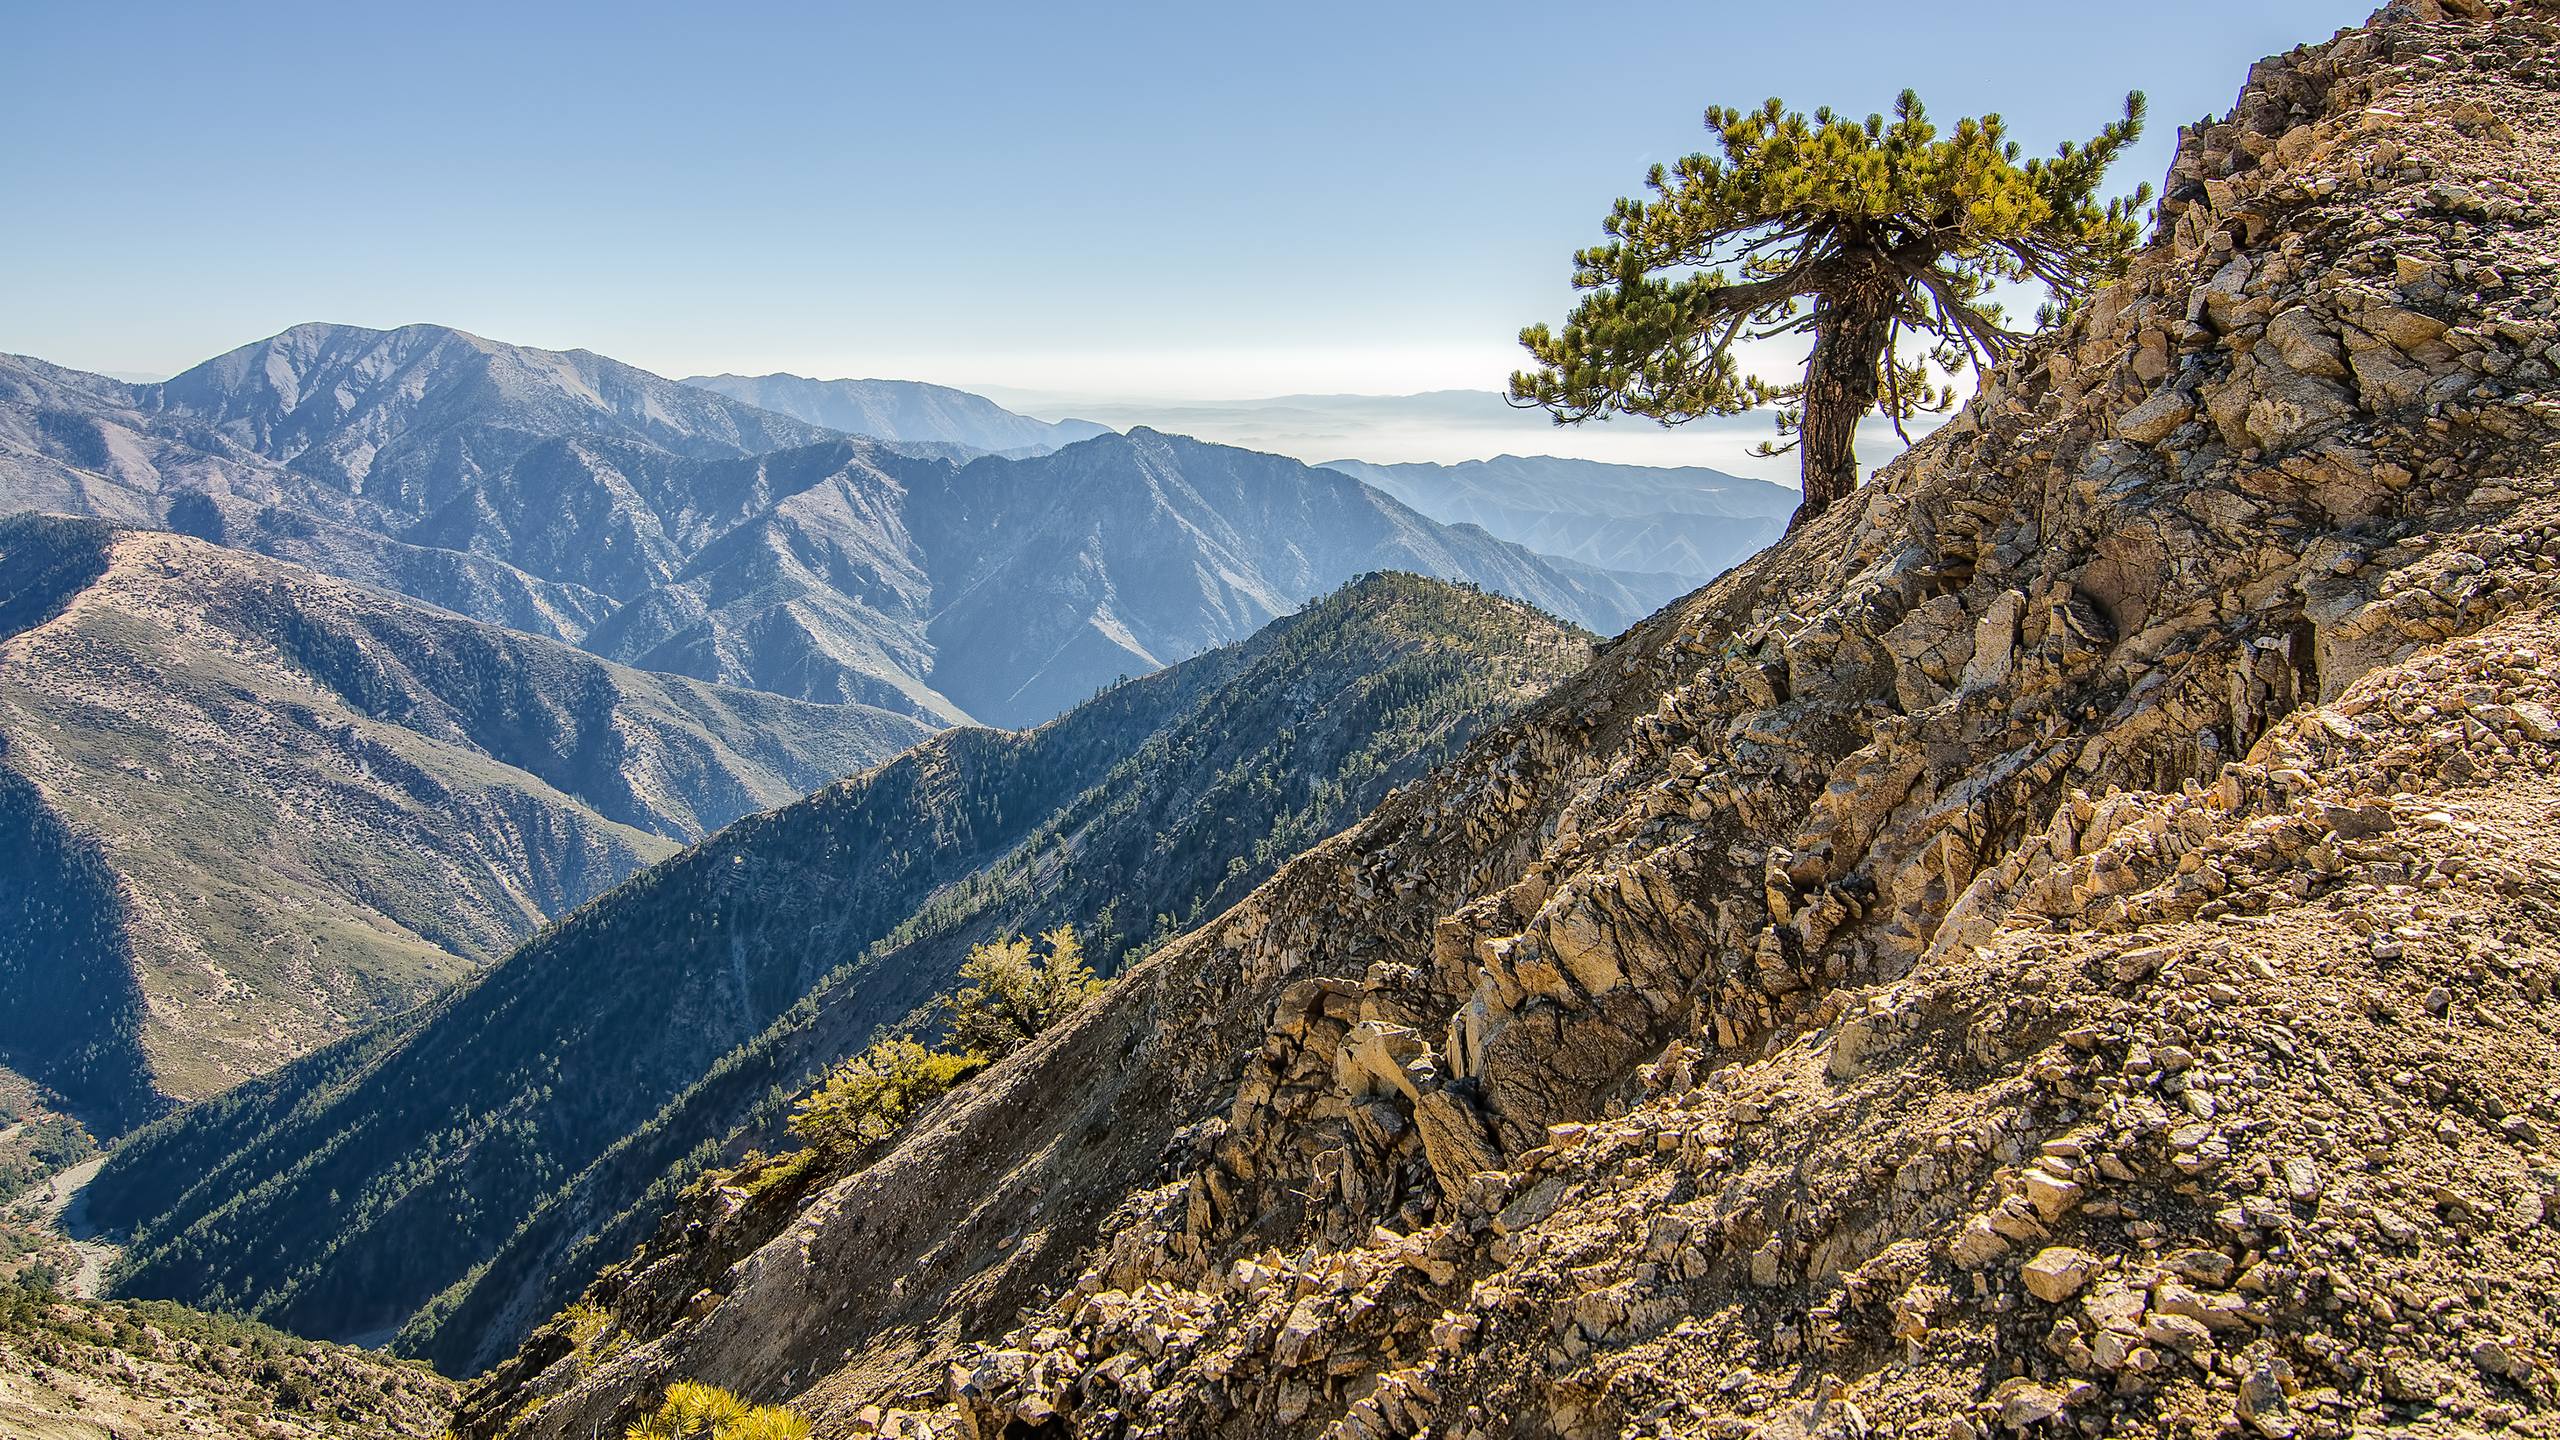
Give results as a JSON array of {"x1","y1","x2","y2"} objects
[{"x1": 1512, "y1": 89, "x2": 2153, "y2": 527}]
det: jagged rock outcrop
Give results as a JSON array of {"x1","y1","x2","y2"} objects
[{"x1": 466, "y1": 6, "x2": 2560, "y2": 1437}]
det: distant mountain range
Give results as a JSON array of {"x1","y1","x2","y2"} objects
[
  {"x1": 86, "y1": 574, "x2": 1590, "y2": 1369},
  {"x1": 1323, "y1": 454, "x2": 1796, "y2": 587},
  {"x1": 0, "y1": 514, "x2": 930, "y2": 1130},
  {"x1": 681, "y1": 373, "x2": 1110, "y2": 455},
  {"x1": 0, "y1": 321, "x2": 1735, "y2": 1142},
  {"x1": 0, "y1": 323, "x2": 1658, "y2": 726}
]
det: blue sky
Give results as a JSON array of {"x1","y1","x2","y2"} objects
[{"x1": 5, "y1": 0, "x2": 2366, "y2": 437}]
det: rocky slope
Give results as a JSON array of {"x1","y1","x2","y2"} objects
[
  {"x1": 0, "y1": 1288, "x2": 454, "y2": 1440},
  {"x1": 0, "y1": 515, "x2": 928, "y2": 1128},
  {"x1": 1323, "y1": 456, "x2": 1793, "y2": 594},
  {"x1": 461, "y1": 6, "x2": 2560, "y2": 1438},
  {"x1": 3, "y1": 326, "x2": 1654, "y2": 725},
  {"x1": 683, "y1": 373, "x2": 1112, "y2": 454},
  {"x1": 83, "y1": 575, "x2": 1590, "y2": 1371}
]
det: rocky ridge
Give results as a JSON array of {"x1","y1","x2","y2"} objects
[{"x1": 466, "y1": 5, "x2": 2560, "y2": 1438}]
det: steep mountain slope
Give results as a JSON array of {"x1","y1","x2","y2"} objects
[
  {"x1": 512, "y1": 437, "x2": 977, "y2": 721},
  {"x1": 683, "y1": 373, "x2": 1111, "y2": 454},
  {"x1": 85, "y1": 576, "x2": 1591, "y2": 1369},
  {"x1": 1323, "y1": 454, "x2": 1794, "y2": 590},
  {"x1": 905, "y1": 431, "x2": 1651, "y2": 726},
  {"x1": 457, "y1": 8, "x2": 2560, "y2": 1437},
  {"x1": 0, "y1": 516, "x2": 929, "y2": 1127},
  {"x1": 573, "y1": 430, "x2": 1648, "y2": 726},
  {"x1": 3, "y1": 330, "x2": 1653, "y2": 725}
]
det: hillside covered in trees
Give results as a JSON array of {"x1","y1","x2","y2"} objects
[{"x1": 85, "y1": 573, "x2": 1593, "y2": 1375}]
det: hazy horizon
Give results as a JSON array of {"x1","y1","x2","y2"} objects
[
  {"x1": 5, "y1": 0, "x2": 2366, "y2": 475},
  {"x1": 57, "y1": 329, "x2": 1924, "y2": 479}
]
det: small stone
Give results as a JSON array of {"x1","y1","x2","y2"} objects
[
  {"x1": 1748, "y1": 1239, "x2": 1785, "y2": 1287},
  {"x1": 2166, "y1": 1248, "x2": 2236, "y2": 1287},
  {"x1": 1950, "y1": 1217, "x2": 2011, "y2": 1268},
  {"x1": 2370, "y1": 302, "x2": 2450, "y2": 352},
  {"x1": 1995, "y1": 1380, "x2": 2067, "y2": 1431},
  {"x1": 2279, "y1": 1157, "x2": 2322, "y2": 1204},
  {"x1": 2472, "y1": 1337, "x2": 2524, "y2": 1380},
  {"x1": 2116, "y1": 391, "x2": 2198, "y2": 444},
  {"x1": 2153, "y1": 1280, "x2": 2252, "y2": 1333},
  {"x1": 2083, "y1": 1283, "x2": 2147, "y2": 1334},
  {"x1": 2020, "y1": 1247, "x2": 2102, "y2": 1304},
  {"x1": 2238, "y1": 1359, "x2": 2299, "y2": 1438},
  {"x1": 2508, "y1": 701, "x2": 2560, "y2": 741},
  {"x1": 2023, "y1": 1168, "x2": 2086, "y2": 1222},
  {"x1": 2140, "y1": 1312, "x2": 2216, "y2": 1351}
]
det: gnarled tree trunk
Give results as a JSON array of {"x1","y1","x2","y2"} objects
[{"x1": 1792, "y1": 280, "x2": 1898, "y2": 530}]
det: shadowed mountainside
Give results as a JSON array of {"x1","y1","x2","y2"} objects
[
  {"x1": 0, "y1": 514, "x2": 929, "y2": 1128},
  {"x1": 86, "y1": 573, "x2": 1593, "y2": 1370}
]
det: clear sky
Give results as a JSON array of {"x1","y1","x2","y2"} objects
[{"x1": 5, "y1": 1, "x2": 2368, "y2": 439}]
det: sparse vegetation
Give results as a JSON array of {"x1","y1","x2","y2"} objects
[
  {"x1": 0, "y1": 1113, "x2": 96, "y2": 1203},
  {"x1": 0, "y1": 1282, "x2": 454, "y2": 1438},
  {"x1": 789, "y1": 928, "x2": 1102, "y2": 1161},
  {"x1": 788, "y1": 1039, "x2": 984, "y2": 1160},
  {"x1": 0, "y1": 512, "x2": 929, "y2": 1126},
  {"x1": 942, "y1": 926, "x2": 1106, "y2": 1058}
]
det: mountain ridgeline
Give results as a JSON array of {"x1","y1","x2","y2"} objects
[
  {"x1": 0, "y1": 323, "x2": 1659, "y2": 727},
  {"x1": 0, "y1": 513, "x2": 930, "y2": 1129},
  {"x1": 680, "y1": 373, "x2": 1111, "y2": 455},
  {"x1": 1322, "y1": 454, "x2": 1796, "y2": 593},
  {"x1": 85, "y1": 573, "x2": 1593, "y2": 1371}
]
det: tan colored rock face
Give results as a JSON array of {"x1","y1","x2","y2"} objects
[{"x1": 464, "y1": 5, "x2": 2560, "y2": 1440}]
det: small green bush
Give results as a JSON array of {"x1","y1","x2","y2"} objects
[
  {"x1": 627, "y1": 1379, "x2": 808, "y2": 1440},
  {"x1": 943, "y1": 926, "x2": 1104, "y2": 1057},
  {"x1": 785, "y1": 927, "x2": 1106, "y2": 1166},
  {"x1": 787, "y1": 1041, "x2": 982, "y2": 1160}
]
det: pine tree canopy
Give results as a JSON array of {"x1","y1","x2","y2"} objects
[{"x1": 1511, "y1": 89, "x2": 2153, "y2": 527}]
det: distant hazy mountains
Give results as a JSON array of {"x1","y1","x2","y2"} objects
[
  {"x1": 0, "y1": 323, "x2": 1655, "y2": 726},
  {"x1": 0, "y1": 514, "x2": 930, "y2": 1130},
  {"x1": 1324, "y1": 454, "x2": 1797, "y2": 587},
  {"x1": 681, "y1": 372, "x2": 1110, "y2": 455},
  {"x1": 88, "y1": 574, "x2": 1589, "y2": 1368}
]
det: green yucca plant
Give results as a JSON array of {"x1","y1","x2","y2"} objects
[{"x1": 625, "y1": 1380, "x2": 808, "y2": 1440}]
